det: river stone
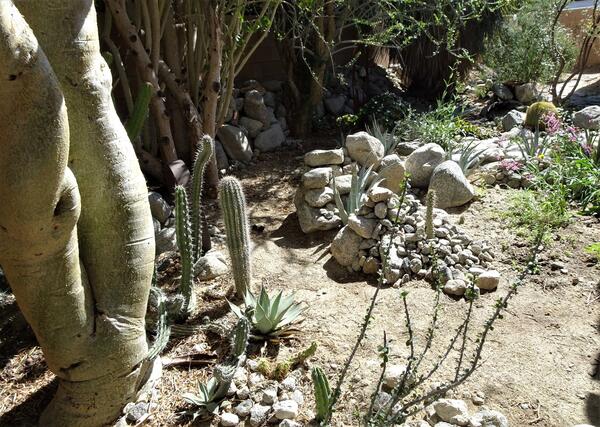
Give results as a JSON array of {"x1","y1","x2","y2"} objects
[
  {"x1": 255, "y1": 123, "x2": 285, "y2": 152},
  {"x1": 244, "y1": 89, "x2": 269, "y2": 125},
  {"x1": 443, "y1": 279, "x2": 467, "y2": 296},
  {"x1": 348, "y1": 214, "x2": 377, "y2": 239},
  {"x1": 239, "y1": 116, "x2": 264, "y2": 138},
  {"x1": 346, "y1": 131, "x2": 385, "y2": 166},
  {"x1": 220, "y1": 412, "x2": 239, "y2": 427},
  {"x1": 305, "y1": 187, "x2": 334, "y2": 208},
  {"x1": 368, "y1": 186, "x2": 394, "y2": 203},
  {"x1": 217, "y1": 125, "x2": 253, "y2": 162},
  {"x1": 331, "y1": 174, "x2": 352, "y2": 194},
  {"x1": 302, "y1": 167, "x2": 332, "y2": 189},
  {"x1": 378, "y1": 154, "x2": 406, "y2": 192},
  {"x1": 273, "y1": 400, "x2": 299, "y2": 420},
  {"x1": 573, "y1": 105, "x2": 600, "y2": 130},
  {"x1": 295, "y1": 188, "x2": 341, "y2": 233},
  {"x1": 477, "y1": 270, "x2": 500, "y2": 290},
  {"x1": 429, "y1": 161, "x2": 475, "y2": 208},
  {"x1": 331, "y1": 226, "x2": 362, "y2": 266},
  {"x1": 405, "y1": 143, "x2": 445, "y2": 188},
  {"x1": 195, "y1": 250, "x2": 228, "y2": 281},
  {"x1": 304, "y1": 148, "x2": 344, "y2": 167}
]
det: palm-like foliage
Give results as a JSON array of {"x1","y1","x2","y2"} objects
[{"x1": 229, "y1": 287, "x2": 304, "y2": 338}]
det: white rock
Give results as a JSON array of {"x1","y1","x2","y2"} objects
[
  {"x1": 255, "y1": 123, "x2": 285, "y2": 152},
  {"x1": 573, "y1": 105, "x2": 600, "y2": 130},
  {"x1": 433, "y1": 399, "x2": 469, "y2": 423},
  {"x1": 469, "y1": 409, "x2": 508, "y2": 427},
  {"x1": 304, "y1": 148, "x2": 345, "y2": 167},
  {"x1": 368, "y1": 186, "x2": 394, "y2": 202},
  {"x1": 330, "y1": 226, "x2": 362, "y2": 267},
  {"x1": 273, "y1": 400, "x2": 299, "y2": 420},
  {"x1": 291, "y1": 389, "x2": 304, "y2": 406},
  {"x1": 248, "y1": 372, "x2": 265, "y2": 388},
  {"x1": 220, "y1": 412, "x2": 239, "y2": 426},
  {"x1": 477, "y1": 270, "x2": 500, "y2": 290},
  {"x1": 305, "y1": 187, "x2": 334, "y2": 208},
  {"x1": 195, "y1": 250, "x2": 228, "y2": 281},
  {"x1": 331, "y1": 174, "x2": 352, "y2": 194},
  {"x1": 429, "y1": 161, "x2": 475, "y2": 208},
  {"x1": 235, "y1": 399, "x2": 253, "y2": 417},
  {"x1": 280, "y1": 376, "x2": 297, "y2": 392},
  {"x1": 348, "y1": 214, "x2": 378, "y2": 239},
  {"x1": 383, "y1": 364, "x2": 407, "y2": 389},
  {"x1": 279, "y1": 420, "x2": 302, "y2": 427},
  {"x1": 217, "y1": 124, "x2": 253, "y2": 162},
  {"x1": 302, "y1": 167, "x2": 332, "y2": 189},
  {"x1": 405, "y1": 143, "x2": 446, "y2": 188},
  {"x1": 378, "y1": 154, "x2": 406, "y2": 192},
  {"x1": 346, "y1": 131, "x2": 385, "y2": 166},
  {"x1": 261, "y1": 387, "x2": 278, "y2": 405},
  {"x1": 502, "y1": 110, "x2": 525, "y2": 132},
  {"x1": 249, "y1": 404, "x2": 271, "y2": 426},
  {"x1": 295, "y1": 188, "x2": 342, "y2": 234}
]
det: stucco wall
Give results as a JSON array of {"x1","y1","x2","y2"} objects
[{"x1": 560, "y1": 6, "x2": 600, "y2": 68}]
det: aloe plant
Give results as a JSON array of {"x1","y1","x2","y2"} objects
[
  {"x1": 333, "y1": 164, "x2": 382, "y2": 224},
  {"x1": 229, "y1": 286, "x2": 304, "y2": 338},
  {"x1": 367, "y1": 118, "x2": 399, "y2": 156},
  {"x1": 449, "y1": 139, "x2": 487, "y2": 174},
  {"x1": 515, "y1": 126, "x2": 552, "y2": 161},
  {"x1": 311, "y1": 366, "x2": 333, "y2": 424}
]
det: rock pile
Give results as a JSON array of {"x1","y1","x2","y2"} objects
[{"x1": 295, "y1": 132, "x2": 500, "y2": 298}]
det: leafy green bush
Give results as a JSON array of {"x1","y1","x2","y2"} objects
[
  {"x1": 358, "y1": 92, "x2": 407, "y2": 130},
  {"x1": 482, "y1": 0, "x2": 576, "y2": 84}
]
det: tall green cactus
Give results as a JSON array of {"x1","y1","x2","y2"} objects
[
  {"x1": 125, "y1": 82, "x2": 152, "y2": 141},
  {"x1": 426, "y1": 190, "x2": 436, "y2": 240},
  {"x1": 311, "y1": 366, "x2": 332, "y2": 423},
  {"x1": 190, "y1": 136, "x2": 214, "y2": 262},
  {"x1": 219, "y1": 177, "x2": 251, "y2": 297},
  {"x1": 175, "y1": 185, "x2": 195, "y2": 318}
]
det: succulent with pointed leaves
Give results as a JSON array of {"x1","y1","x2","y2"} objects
[{"x1": 311, "y1": 366, "x2": 332, "y2": 423}]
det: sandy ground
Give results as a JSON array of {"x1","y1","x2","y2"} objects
[{"x1": 0, "y1": 139, "x2": 598, "y2": 427}]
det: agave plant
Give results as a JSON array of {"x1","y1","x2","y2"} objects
[
  {"x1": 333, "y1": 164, "x2": 382, "y2": 224},
  {"x1": 367, "y1": 118, "x2": 399, "y2": 156},
  {"x1": 515, "y1": 126, "x2": 553, "y2": 161},
  {"x1": 448, "y1": 139, "x2": 488, "y2": 174},
  {"x1": 229, "y1": 287, "x2": 304, "y2": 339}
]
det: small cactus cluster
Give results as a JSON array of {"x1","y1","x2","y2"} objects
[
  {"x1": 311, "y1": 366, "x2": 333, "y2": 424},
  {"x1": 219, "y1": 176, "x2": 251, "y2": 297},
  {"x1": 525, "y1": 101, "x2": 558, "y2": 129}
]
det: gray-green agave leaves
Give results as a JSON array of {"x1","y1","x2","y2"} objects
[{"x1": 229, "y1": 286, "x2": 304, "y2": 338}]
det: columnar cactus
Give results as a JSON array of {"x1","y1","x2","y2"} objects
[
  {"x1": 190, "y1": 136, "x2": 214, "y2": 262},
  {"x1": 311, "y1": 366, "x2": 332, "y2": 423},
  {"x1": 426, "y1": 190, "x2": 436, "y2": 240},
  {"x1": 125, "y1": 82, "x2": 153, "y2": 141},
  {"x1": 175, "y1": 185, "x2": 196, "y2": 317},
  {"x1": 219, "y1": 177, "x2": 251, "y2": 297}
]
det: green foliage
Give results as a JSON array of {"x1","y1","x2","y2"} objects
[
  {"x1": 482, "y1": 0, "x2": 576, "y2": 84},
  {"x1": 175, "y1": 186, "x2": 196, "y2": 318},
  {"x1": 333, "y1": 164, "x2": 381, "y2": 224},
  {"x1": 183, "y1": 318, "x2": 249, "y2": 419},
  {"x1": 229, "y1": 287, "x2": 304, "y2": 337},
  {"x1": 219, "y1": 177, "x2": 251, "y2": 297},
  {"x1": 190, "y1": 136, "x2": 214, "y2": 262},
  {"x1": 525, "y1": 101, "x2": 558, "y2": 128},
  {"x1": 451, "y1": 139, "x2": 488, "y2": 174},
  {"x1": 125, "y1": 82, "x2": 152, "y2": 142},
  {"x1": 503, "y1": 187, "x2": 570, "y2": 241},
  {"x1": 358, "y1": 92, "x2": 407, "y2": 130},
  {"x1": 514, "y1": 126, "x2": 554, "y2": 161},
  {"x1": 254, "y1": 341, "x2": 317, "y2": 381},
  {"x1": 585, "y1": 243, "x2": 600, "y2": 260},
  {"x1": 311, "y1": 366, "x2": 332, "y2": 424}
]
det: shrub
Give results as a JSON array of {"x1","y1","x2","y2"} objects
[
  {"x1": 525, "y1": 101, "x2": 559, "y2": 128},
  {"x1": 482, "y1": 0, "x2": 576, "y2": 84},
  {"x1": 358, "y1": 92, "x2": 408, "y2": 130}
]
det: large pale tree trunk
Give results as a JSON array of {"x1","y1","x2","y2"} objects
[{"x1": 0, "y1": 1, "x2": 155, "y2": 425}]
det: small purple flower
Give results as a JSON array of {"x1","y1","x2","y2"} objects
[
  {"x1": 500, "y1": 159, "x2": 522, "y2": 172},
  {"x1": 581, "y1": 143, "x2": 593, "y2": 157},
  {"x1": 544, "y1": 112, "x2": 560, "y2": 135},
  {"x1": 566, "y1": 126, "x2": 578, "y2": 142}
]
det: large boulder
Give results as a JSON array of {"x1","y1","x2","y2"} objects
[
  {"x1": 294, "y1": 189, "x2": 341, "y2": 233},
  {"x1": 515, "y1": 82, "x2": 541, "y2": 104},
  {"x1": 404, "y1": 143, "x2": 445, "y2": 188},
  {"x1": 330, "y1": 225, "x2": 362, "y2": 266},
  {"x1": 429, "y1": 161, "x2": 475, "y2": 208},
  {"x1": 573, "y1": 105, "x2": 600, "y2": 130},
  {"x1": 217, "y1": 125, "x2": 253, "y2": 162},
  {"x1": 304, "y1": 149, "x2": 344, "y2": 167},
  {"x1": 377, "y1": 154, "x2": 406, "y2": 192},
  {"x1": 244, "y1": 89, "x2": 270, "y2": 126},
  {"x1": 345, "y1": 131, "x2": 385, "y2": 166},
  {"x1": 255, "y1": 124, "x2": 285, "y2": 152},
  {"x1": 239, "y1": 116, "x2": 264, "y2": 138}
]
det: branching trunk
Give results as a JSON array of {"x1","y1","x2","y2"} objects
[{"x1": 1, "y1": 1, "x2": 155, "y2": 425}]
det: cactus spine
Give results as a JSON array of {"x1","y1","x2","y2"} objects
[
  {"x1": 219, "y1": 177, "x2": 251, "y2": 297},
  {"x1": 125, "y1": 82, "x2": 152, "y2": 141},
  {"x1": 231, "y1": 317, "x2": 250, "y2": 359},
  {"x1": 175, "y1": 185, "x2": 195, "y2": 317},
  {"x1": 190, "y1": 136, "x2": 214, "y2": 262},
  {"x1": 311, "y1": 366, "x2": 332, "y2": 423},
  {"x1": 426, "y1": 190, "x2": 436, "y2": 240}
]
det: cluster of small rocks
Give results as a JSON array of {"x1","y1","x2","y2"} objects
[
  {"x1": 477, "y1": 161, "x2": 533, "y2": 189},
  {"x1": 215, "y1": 79, "x2": 292, "y2": 172},
  {"x1": 215, "y1": 359, "x2": 307, "y2": 427}
]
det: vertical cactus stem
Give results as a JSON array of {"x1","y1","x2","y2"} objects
[
  {"x1": 175, "y1": 185, "x2": 195, "y2": 317},
  {"x1": 125, "y1": 82, "x2": 153, "y2": 142},
  {"x1": 219, "y1": 176, "x2": 251, "y2": 298},
  {"x1": 311, "y1": 366, "x2": 332, "y2": 423},
  {"x1": 426, "y1": 190, "x2": 436, "y2": 240},
  {"x1": 190, "y1": 136, "x2": 214, "y2": 262}
]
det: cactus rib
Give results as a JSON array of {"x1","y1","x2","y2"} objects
[
  {"x1": 175, "y1": 185, "x2": 196, "y2": 317},
  {"x1": 311, "y1": 366, "x2": 332, "y2": 423},
  {"x1": 190, "y1": 136, "x2": 214, "y2": 262}
]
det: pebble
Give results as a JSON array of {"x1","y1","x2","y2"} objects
[
  {"x1": 477, "y1": 270, "x2": 500, "y2": 290},
  {"x1": 383, "y1": 364, "x2": 408, "y2": 389},
  {"x1": 249, "y1": 404, "x2": 271, "y2": 426},
  {"x1": 220, "y1": 412, "x2": 239, "y2": 426},
  {"x1": 280, "y1": 376, "x2": 297, "y2": 392},
  {"x1": 261, "y1": 386, "x2": 278, "y2": 405},
  {"x1": 273, "y1": 400, "x2": 299, "y2": 420},
  {"x1": 235, "y1": 399, "x2": 253, "y2": 417},
  {"x1": 433, "y1": 399, "x2": 469, "y2": 423}
]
